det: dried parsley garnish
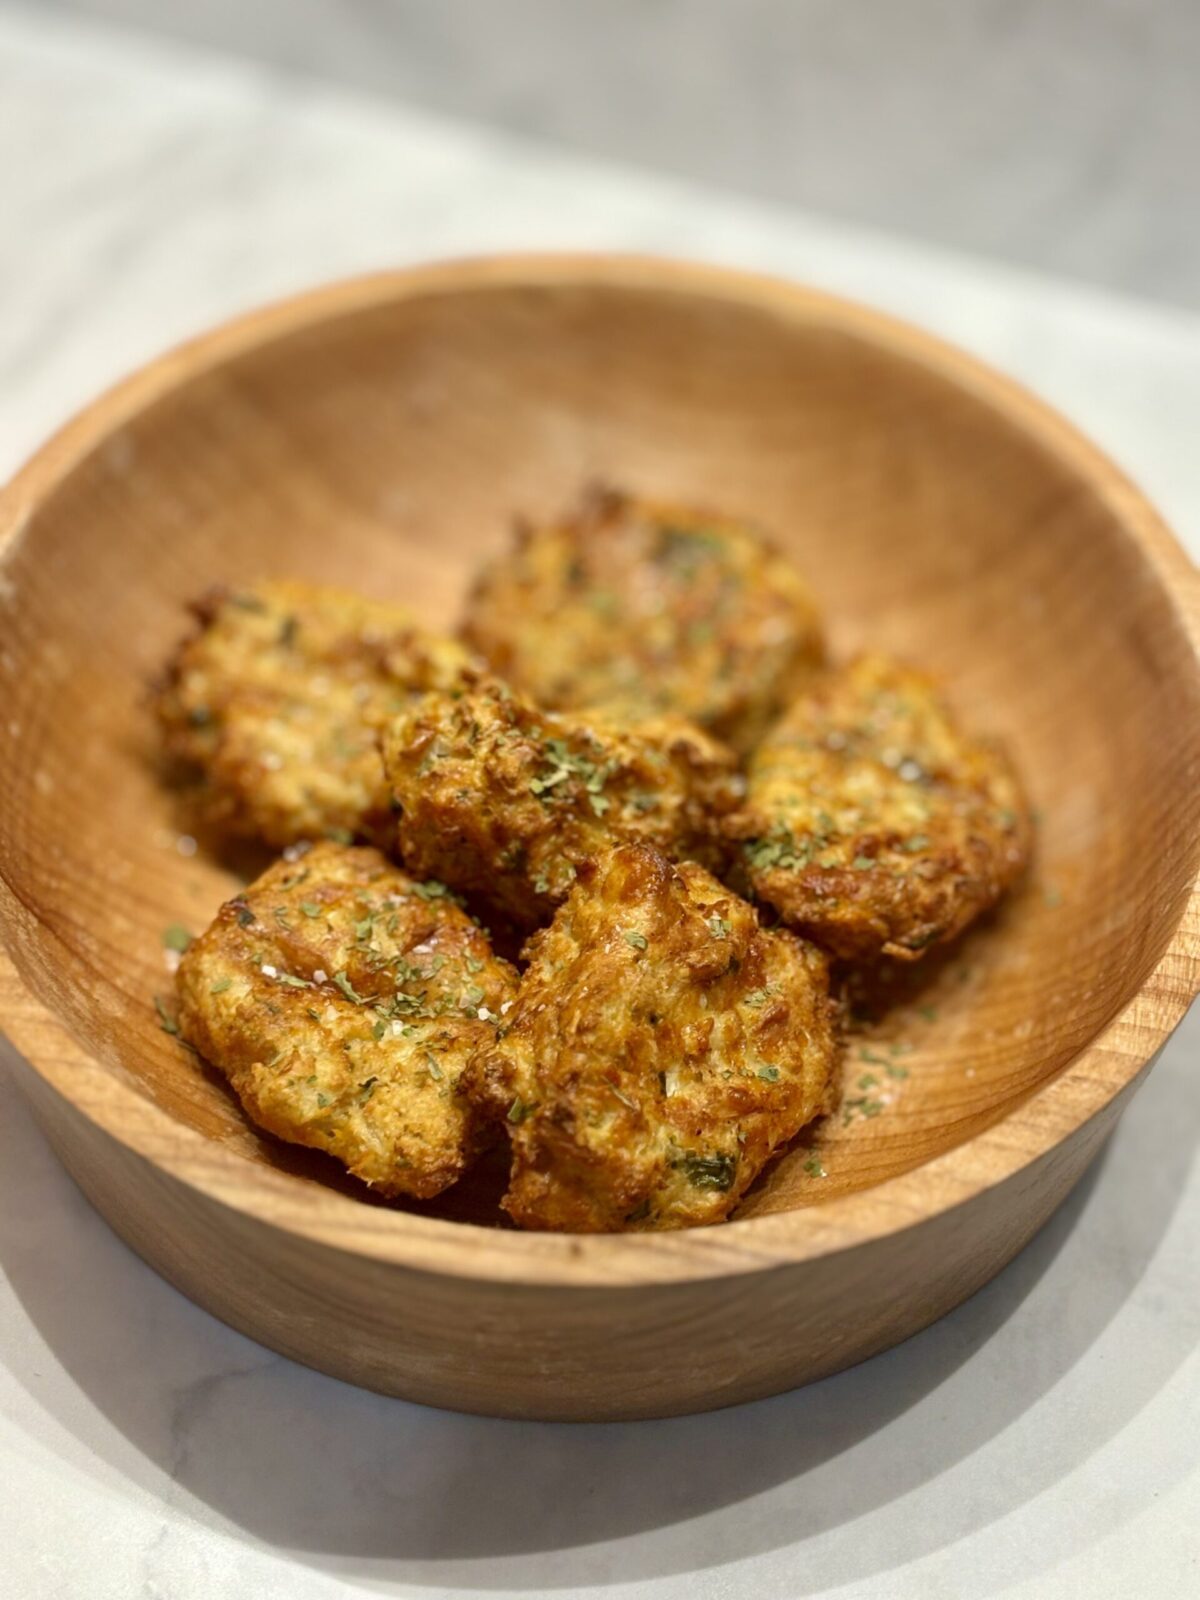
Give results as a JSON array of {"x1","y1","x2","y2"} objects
[
  {"x1": 744, "y1": 827, "x2": 812, "y2": 872},
  {"x1": 332, "y1": 969, "x2": 367, "y2": 1004},
  {"x1": 674, "y1": 1152, "x2": 738, "y2": 1192},
  {"x1": 529, "y1": 737, "x2": 615, "y2": 815},
  {"x1": 153, "y1": 996, "x2": 180, "y2": 1035}
]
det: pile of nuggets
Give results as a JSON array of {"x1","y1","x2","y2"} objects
[{"x1": 160, "y1": 485, "x2": 1032, "y2": 1232}]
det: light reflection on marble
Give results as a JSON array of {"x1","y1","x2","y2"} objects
[{"x1": 0, "y1": 8, "x2": 1199, "y2": 1599}]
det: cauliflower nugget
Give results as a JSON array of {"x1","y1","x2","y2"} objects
[
  {"x1": 727, "y1": 654, "x2": 1031, "y2": 962},
  {"x1": 467, "y1": 843, "x2": 839, "y2": 1231},
  {"x1": 382, "y1": 677, "x2": 742, "y2": 931},
  {"x1": 157, "y1": 580, "x2": 477, "y2": 848},
  {"x1": 461, "y1": 485, "x2": 824, "y2": 753},
  {"x1": 175, "y1": 842, "x2": 517, "y2": 1198}
]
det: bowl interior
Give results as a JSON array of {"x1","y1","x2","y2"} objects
[{"x1": 1, "y1": 265, "x2": 1197, "y2": 1226}]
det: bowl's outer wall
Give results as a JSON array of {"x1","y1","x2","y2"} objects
[
  {"x1": 8, "y1": 1038, "x2": 1148, "y2": 1420},
  {"x1": 1, "y1": 257, "x2": 1198, "y2": 1417}
]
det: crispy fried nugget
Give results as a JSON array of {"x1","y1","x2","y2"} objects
[
  {"x1": 156, "y1": 580, "x2": 477, "y2": 848},
  {"x1": 467, "y1": 843, "x2": 839, "y2": 1231},
  {"x1": 726, "y1": 654, "x2": 1032, "y2": 962},
  {"x1": 461, "y1": 486, "x2": 824, "y2": 753},
  {"x1": 175, "y1": 842, "x2": 517, "y2": 1197},
  {"x1": 381, "y1": 677, "x2": 742, "y2": 931}
]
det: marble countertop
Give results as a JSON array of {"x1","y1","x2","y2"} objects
[
  {"x1": 1, "y1": 8, "x2": 1198, "y2": 1598},
  {"x1": 36, "y1": 0, "x2": 1200, "y2": 313}
]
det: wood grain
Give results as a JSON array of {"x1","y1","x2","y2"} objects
[{"x1": 1, "y1": 255, "x2": 1197, "y2": 1419}]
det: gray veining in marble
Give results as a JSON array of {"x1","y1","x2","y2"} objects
[{"x1": 26, "y1": 0, "x2": 1200, "y2": 312}]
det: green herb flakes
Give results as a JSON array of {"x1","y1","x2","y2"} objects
[
  {"x1": 332, "y1": 969, "x2": 366, "y2": 1004},
  {"x1": 153, "y1": 995, "x2": 180, "y2": 1035},
  {"x1": 674, "y1": 1152, "x2": 738, "y2": 1192},
  {"x1": 162, "y1": 924, "x2": 192, "y2": 953},
  {"x1": 209, "y1": 977, "x2": 233, "y2": 996},
  {"x1": 742, "y1": 986, "x2": 775, "y2": 1008},
  {"x1": 529, "y1": 738, "x2": 615, "y2": 809},
  {"x1": 842, "y1": 1095, "x2": 886, "y2": 1125},
  {"x1": 744, "y1": 826, "x2": 811, "y2": 873},
  {"x1": 413, "y1": 880, "x2": 454, "y2": 902},
  {"x1": 757, "y1": 1064, "x2": 781, "y2": 1083},
  {"x1": 623, "y1": 929, "x2": 649, "y2": 951}
]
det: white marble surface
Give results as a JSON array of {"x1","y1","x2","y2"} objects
[
  {"x1": 0, "y1": 9, "x2": 1198, "y2": 1599},
  {"x1": 34, "y1": 0, "x2": 1200, "y2": 312}
]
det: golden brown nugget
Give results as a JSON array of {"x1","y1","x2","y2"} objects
[
  {"x1": 156, "y1": 579, "x2": 477, "y2": 848},
  {"x1": 175, "y1": 842, "x2": 517, "y2": 1198},
  {"x1": 727, "y1": 654, "x2": 1032, "y2": 962},
  {"x1": 382, "y1": 678, "x2": 742, "y2": 931},
  {"x1": 467, "y1": 843, "x2": 839, "y2": 1231},
  {"x1": 461, "y1": 485, "x2": 824, "y2": 753}
]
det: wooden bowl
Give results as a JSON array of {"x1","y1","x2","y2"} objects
[{"x1": 2, "y1": 256, "x2": 1198, "y2": 1422}]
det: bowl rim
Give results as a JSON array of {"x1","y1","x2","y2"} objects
[{"x1": 2, "y1": 251, "x2": 1198, "y2": 1289}]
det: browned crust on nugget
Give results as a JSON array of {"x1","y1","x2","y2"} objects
[
  {"x1": 466, "y1": 842, "x2": 839, "y2": 1231},
  {"x1": 382, "y1": 678, "x2": 743, "y2": 931},
  {"x1": 175, "y1": 841, "x2": 517, "y2": 1197},
  {"x1": 726, "y1": 654, "x2": 1032, "y2": 960},
  {"x1": 460, "y1": 485, "x2": 824, "y2": 753},
  {"x1": 156, "y1": 579, "x2": 478, "y2": 848}
]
